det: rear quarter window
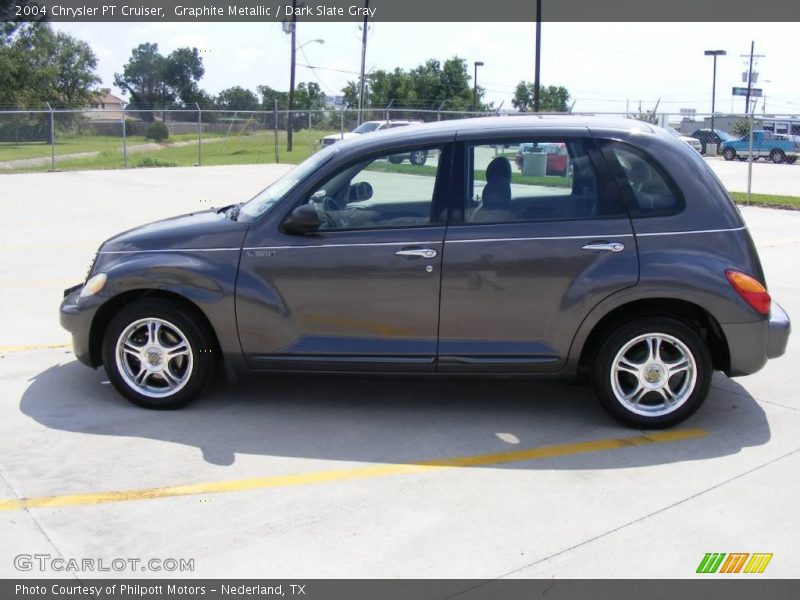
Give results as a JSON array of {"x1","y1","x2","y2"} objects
[{"x1": 603, "y1": 141, "x2": 684, "y2": 217}]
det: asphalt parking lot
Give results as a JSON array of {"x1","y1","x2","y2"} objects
[{"x1": 1, "y1": 165, "x2": 799, "y2": 579}]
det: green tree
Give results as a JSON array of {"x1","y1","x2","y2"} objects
[
  {"x1": 113, "y1": 43, "x2": 208, "y2": 117},
  {"x1": 0, "y1": 22, "x2": 102, "y2": 108},
  {"x1": 340, "y1": 56, "x2": 484, "y2": 111},
  {"x1": 731, "y1": 120, "x2": 752, "y2": 138},
  {"x1": 163, "y1": 47, "x2": 204, "y2": 105},
  {"x1": 113, "y1": 43, "x2": 171, "y2": 113},
  {"x1": 216, "y1": 86, "x2": 260, "y2": 111},
  {"x1": 512, "y1": 82, "x2": 571, "y2": 112},
  {"x1": 257, "y1": 84, "x2": 288, "y2": 109},
  {"x1": 293, "y1": 82, "x2": 327, "y2": 110},
  {"x1": 341, "y1": 81, "x2": 359, "y2": 109}
]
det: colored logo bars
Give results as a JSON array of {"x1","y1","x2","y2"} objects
[{"x1": 697, "y1": 553, "x2": 773, "y2": 574}]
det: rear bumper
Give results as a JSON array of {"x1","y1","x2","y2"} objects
[
  {"x1": 721, "y1": 301, "x2": 791, "y2": 376},
  {"x1": 767, "y1": 301, "x2": 791, "y2": 359}
]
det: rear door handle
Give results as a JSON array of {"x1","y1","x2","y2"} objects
[
  {"x1": 395, "y1": 248, "x2": 438, "y2": 259},
  {"x1": 581, "y1": 241, "x2": 625, "y2": 253}
]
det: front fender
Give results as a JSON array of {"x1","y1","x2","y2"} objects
[{"x1": 91, "y1": 249, "x2": 244, "y2": 364}]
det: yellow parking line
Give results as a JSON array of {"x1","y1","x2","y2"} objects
[
  {"x1": 0, "y1": 343, "x2": 71, "y2": 354},
  {"x1": 0, "y1": 428, "x2": 708, "y2": 512}
]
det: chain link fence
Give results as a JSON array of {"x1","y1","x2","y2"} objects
[{"x1": 1, "y1": 107, "x2": 799, "y2": 203}]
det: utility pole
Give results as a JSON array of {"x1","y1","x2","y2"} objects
[
  {"x1": 740, "y1": 42, "x2": 765, "y2": 114},
  {"x1": 533, "y1": 0, "x2": 542, "y2": 112},
  {"x1": 704, "y1": 50, "x2": 726, "y2": 133},
  {"x1": 357, "y1": 0, "x2": 370, "y2": 125},
  {"x1": 286, "y1": 0, "x2": 297, "y2": 152}
]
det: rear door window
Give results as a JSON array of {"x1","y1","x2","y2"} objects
[{"x1": 463, "y1": 138, "x2": 625, "y2": 223}]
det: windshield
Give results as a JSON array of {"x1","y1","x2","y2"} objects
[
  {"x1": 238, "y1": 147, "x2": 337, "y2": 221},
  {"x1": 352, "y1": 122, "x2": 381, "y2": 134},
  {"x1": 717, "y1": 131, "x2": 734, "y2": 141},
  {"x1": 666, "y1": 128, "x2": 681, "y2": 137}
]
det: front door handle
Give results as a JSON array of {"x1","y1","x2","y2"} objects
[
  {"x1": 581, "y1": 241, "x2": 625, "y2": 253},
  {"x1": 395, "y1": 248, "x2": 438, "y2": 259}
]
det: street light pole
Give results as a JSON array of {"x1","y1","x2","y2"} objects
[
  {"x1": 533, "y1": 0, "x2": 542, "y2": 112},
  {"x1": 704, "y1": 49, "x2": 726, "y2": 133},
  {"x1": 473, "y1": 61, "x2": 484, "y2": 112},
  {"x1": 745, "y1": 40, "x2": 755, "y2": 114}
]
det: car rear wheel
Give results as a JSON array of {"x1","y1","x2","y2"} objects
[
  {"x1": 722, "y1": 147, "x2": 736, "y2": 161},
  {"x1": 592, "y1": 317, "x2": 712, "y2": 428},
  {"x1": 101, "y1": 299, "x2": 215, "y2": 409},
  {"x1": 770, "y1": 149, "x2": 786, "y2": 164},
  {"x1": 409, "y1": 150, "x2": 428, "y2": 166}
]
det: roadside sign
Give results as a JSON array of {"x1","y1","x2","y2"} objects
[{"x1": 732, "y1": 87, "x2": 763, "y2": 97}]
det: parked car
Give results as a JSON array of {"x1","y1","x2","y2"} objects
[
  {"x1": 666, "y1": 128, "x2": 702, "y2": 154},
  {"x1": 320, "y1": 120, "x2": 427, "y2": 164},
  {"x1": 720, "y1": 130, "x2": 800, "y2": 163},
  {"x1": 61, "y1": 116, "x2": 790, "y2": 428},
  {"x1": 515, "y1": 142, "x2": 569, "y2": 175},
  {"x1": 690, "y1": 128, "x2": 734, "y2": 154}
]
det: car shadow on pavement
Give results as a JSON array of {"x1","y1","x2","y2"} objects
[{"x1": 20, "y1": 361, "x2": 770, "y2": 468}]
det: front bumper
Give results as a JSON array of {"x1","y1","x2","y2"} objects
[{"x1": 60, "y1": 284, "x2": 103, "y2": 368}]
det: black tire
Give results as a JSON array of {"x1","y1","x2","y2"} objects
[
  {"x1": 770, "y1": 149, "x2": 786, "y2": 164},
  {"x1": 591, "y1": 317, "x2": 713, "y2": 429},
  {"x1": 388, "y1": 155, "x2": 404, "y2": 164},
  {"x1": 722, "y1": 147, "x2": 736, "y2": 161},
  {"x1": 101, "y1": 299, "x2": 216, "y2": 409},
  {"x1": 409, "y1": 150, "x2": 428, "y2": 166}
]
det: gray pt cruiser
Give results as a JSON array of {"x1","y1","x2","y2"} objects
[{"x1": 60, "y1": 116, "x2": 790, "y2": 428}]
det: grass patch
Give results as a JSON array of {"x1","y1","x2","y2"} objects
[
  {"x1": 0, "y1": 131, "x2": 225, "y2": 164},
  {"x1": 5, "y1": 130, "x2": 335, "y2": 173},
  {"x1": 729, "y1": 191, "x2": 800, "y2": 210},
  {"x1": 135, "y1": 156, "x2": 178, "y2": 168}
]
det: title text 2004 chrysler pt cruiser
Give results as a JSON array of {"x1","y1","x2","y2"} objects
[{"x1": 60, "y1": 117, "x2": 791, "y2": 428}]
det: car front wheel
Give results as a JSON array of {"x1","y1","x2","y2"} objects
[
  {"x1": 409, "y1": 150, "x2": 428, "y2": 166},
  {"x1": 592, "y1": 317, "x2": 712, "y2": 428},
  {"x1": 101, "y1": 299, "x2": 215, "y2": 409},
  {"x1": 722, "y1": 147, "x2": 736, "y2": 161}
]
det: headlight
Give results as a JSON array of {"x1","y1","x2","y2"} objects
[{"x1": 79, "y1": 273, "x2": 107, "y2": 298}]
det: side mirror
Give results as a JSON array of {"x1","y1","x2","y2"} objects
[
  {"x1": 349, "y1": 181, "x2": 373, "y2": 202},
  {"x1": 282, "y1": 204, "x2": 321, "y2": 234}
]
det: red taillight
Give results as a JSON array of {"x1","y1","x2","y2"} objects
[{"x1": 726, "y1": 270, "x2": 771, "y2": 315}]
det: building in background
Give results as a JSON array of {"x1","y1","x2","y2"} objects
[{"x1": 84, "y1": 93, "x2": 127, "y2": 121}]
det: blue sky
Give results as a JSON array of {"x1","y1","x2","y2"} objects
[{"x1": 52, "y1": 21, "x2": 800, "y2": 115}]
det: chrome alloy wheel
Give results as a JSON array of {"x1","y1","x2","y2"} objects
[
  {"x1": 610, "y1": 333, "x2": 697, "y2": 417},
  {"x1": 115, "y1": 318, "x2": 194, "y2": 398}
]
